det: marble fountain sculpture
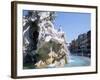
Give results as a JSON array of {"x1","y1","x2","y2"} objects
[{"x1": 23, "y1": 11, "x2": 69, "y2": 68}]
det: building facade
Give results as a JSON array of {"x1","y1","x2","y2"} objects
[{"x1": 69, "y1": 30, "x2": 91, "y2": 57}]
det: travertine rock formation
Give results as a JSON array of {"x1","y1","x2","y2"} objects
[{"x1": 23, "y1": 11, "x2": 69, "y2": 68}]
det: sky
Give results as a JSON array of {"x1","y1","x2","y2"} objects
[
  {"x1": 54, "y1": 12, "x2": 91, "y2": 43},
  {"x1": 23, "y1": 10, "x2": 91, "y2": 43}
]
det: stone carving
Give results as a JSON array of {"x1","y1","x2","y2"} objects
[{"x1": 23, "y1": 11, "x2": 69, "y2": 68}]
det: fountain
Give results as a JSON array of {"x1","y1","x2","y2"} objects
[{"x1": 23, "y1": 11, "x2": 71, "y2": 68}]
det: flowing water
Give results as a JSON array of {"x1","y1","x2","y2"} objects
[{"x1": 64, "y1": 55, "x2": 90, "y2": 67}]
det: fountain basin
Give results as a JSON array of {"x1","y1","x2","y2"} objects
[{"x1": 64, "y1": 55, "x2": 90, "y2": 67}]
